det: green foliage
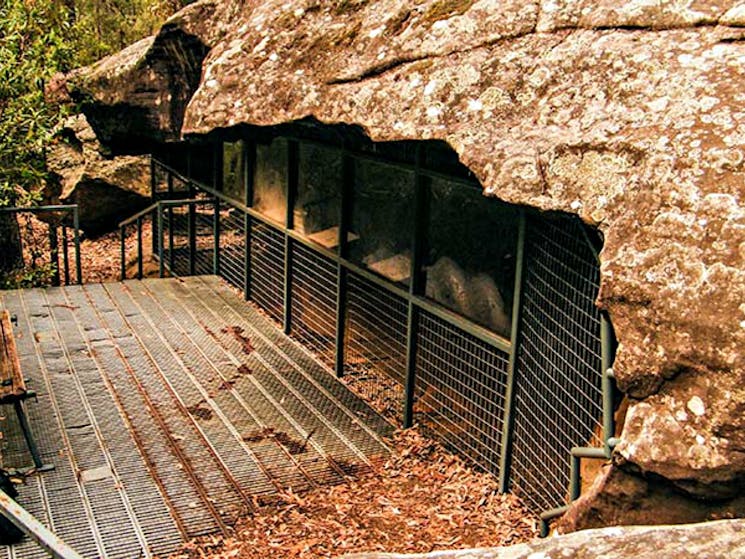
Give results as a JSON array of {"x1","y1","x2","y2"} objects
[
  {"x1": 0, "y1": 0, "x2": 73, "y2": 207},
  {"x1": 0, "y1": 262, "x2": 57, "y2": 290}
]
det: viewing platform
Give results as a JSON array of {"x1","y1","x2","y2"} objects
[{"x1": 0, "y1": 276, "x2": 392, "y2": 559}]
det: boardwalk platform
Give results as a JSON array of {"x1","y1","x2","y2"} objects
[{"x1": 0, "y1": 276, "x2": 392, "y2": 559}]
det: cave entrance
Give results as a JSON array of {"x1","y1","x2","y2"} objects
[{"x1": 151, "y1": 120, "x2": 614, "y2": 515}]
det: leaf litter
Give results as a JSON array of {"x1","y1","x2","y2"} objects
[{"x1": 170, "y1": 428, "x2": 537, "y2": 559}]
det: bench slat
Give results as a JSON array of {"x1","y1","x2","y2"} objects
[{"x1": 0, "y1": 311, "x2": 27, "y2": 404}]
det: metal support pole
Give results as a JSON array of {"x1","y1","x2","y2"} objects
[
  {"x1": 498, "y1": 209, "x2": 527, "y2": 492},
  {"x1": 244, "y1": 141, "x2": 255, "y2": 301},
  {"x1": 188, "y1": 200, "x2": 196, "y2": 276},
  {"x1": 120, "y1": 226, "x2": 126, "y2": 281},
  {"x1": 403, "y1": 147, "x2": 430, "y2": 428},
  {"x1": 137, "y1": 217, "x2": 143, "y2": 280},
  {"x1": 13, "y1": 400, "x2": 51, "y2": 471},
  {"x1": 283, "y1": 140, "x2": 299, "y2": 335},
  {"x1": 48, "y1": 223, "x2": 60, "y2": 286},
  {"x1": 167, "y1": 171, "x2": 175, "y2": 273},
  {"x1": 0, "y1": 490, "x2": 83, "y2": 559},
  {"x1": 334, "y1": 150, "x2": 353, "y2": 377},
  {"x1": 158, "y1": 204, "x2": 165, "y2": 278},
  {"x1": 62, "y1": 226, "x2": 70, "y2": 285},
  {"x1": 150, "y1": 156, "x2": 157, "y2": 256},
  {"x1": 72, "y1": 206, "x2": 82, "y2": 284},
  {"x1": 213, "y1": 197, "x2": 221, "y2": 276},
  {"x1": 601, "y1": 312, "x2": 617, "y2": 457}
]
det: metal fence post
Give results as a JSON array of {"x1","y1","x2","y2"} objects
[
  {"x1": 48, "y1": 223, "x2": 60, "y2": 287},
  {"x1": 72, "y1": 206, "x2": 82, "y2": 284},
  {"x1": 213, "y1": 198, "x2": 221, "y2": 276},
  {"x1": 601, "y1": 312, "x2": 617, "y2": 457},
  {"x1": 167, "y1": 171, "x2": 175, "y2": 273},
  {"x1": 334, "y1": 149, "x2": 353, "y2": 378},
  {"x1": 137, "y1": 217, "x2": 144, "y2": 280},
  {"x1": 403, "y1": 148, "x2": 430, "y2": 429},
  {"x1": 244, "y1": 141, "x2": 255, "y2": 301},
  {"x1": 158, "y1": 204, "x2": 165, "y2": 278},
  {"x1": 188, "y1": 196, "x2": 196, "y2": 276},
  {"x1": 62, "y1": 226, "x2": 70, "y2": 285},
  {"x1": 498, "y1": 209, "x2": 527, "y2": 492},
  {"x1": 150, "y1": 156, "x2": 158, "y2": 257},
  {"x1": 283, "y1": 140, "x2": 299, "y2": 335},
  {"x1": 120, "y1": 226, "x2": 126, "y2": 281}
]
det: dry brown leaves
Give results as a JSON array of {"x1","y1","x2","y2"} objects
[{"x1": 171, "y1": 429, "x2": 537, "y2": 559}]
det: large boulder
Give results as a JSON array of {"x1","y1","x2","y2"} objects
[
  {"x1": 46, "y1": 114, "x2": 150, "y2": 234},
  {"x1": 339, "y1": 519, "x2": 745, "y2": 559},
  {"x1": 52, "y1": 0, "x2": 745, "y2": 530}
]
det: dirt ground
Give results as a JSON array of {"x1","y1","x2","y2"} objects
[{"x1": 171, "y1": 429, "x2": 538, "y2": 559}]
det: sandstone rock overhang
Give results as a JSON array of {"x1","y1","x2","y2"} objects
[{"x1": 52, "y1": 0, "x2": 745, "y2": 532}]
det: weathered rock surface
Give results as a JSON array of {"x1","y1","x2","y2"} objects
[
  {"x1": 339, "y1": 518, "x2": 745, "y2": 559},
  {"x1": 47, "y1": 114, "x2": 150, "y2": 233},
  {"x1": 54, "y1": 0, "x2": 745, "y2": 530}
]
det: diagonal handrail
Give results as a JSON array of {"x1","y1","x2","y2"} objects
[{"x1": 0, "y1": 489, "x2": 85, "y2": 559}]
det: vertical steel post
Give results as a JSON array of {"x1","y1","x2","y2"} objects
[
  {"x1": 120, "y1": 226, "x2": 126, "y2": 281},
  {"x1": 188, "y1": 200, "x2": 196, "y2": 276},
  {"x1": 137, "y1": 217, "x2": 143, "y2": 280},
  {"x1": 498, "y1": 209, "x2": 527, "y2": 492},
  {"x1": 244, "y1": 141, "x2": 255, "y2": 301},
  {"x1": 72, "y1": 206, "x2": 82, "y2": 284},
  {"x1": 62, "y1": 226, "x2": 70, "y2": 285},
  {"x1": 403, "y1": 146, "x2": 430, "y2": 429},
  {"x1": 48, "y1": 223, "x2": 60, "y2": 287},
  {"x1": 158, "y1": 204, "x2": 165, "y2": 278},
  {"x1": 601, "y1": 312, "x2": 617, "y2": 457},
  {"x1": 334, "y1": 148, "x2": 353, "y2": 378},
  {"x1": 283, "y1": 140, "x2": 299, "y2": 335},
  {"x1": 213, "y1": 198, "x2": 221, "y2": 275},
  {"x1": 167, "y1": 171, "x2": 174, "y2": 273},
  {"x1": 150, "y1": 156, "x2": 158, "y2": 256}
]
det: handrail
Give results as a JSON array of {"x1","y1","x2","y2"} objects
[
  {"x1": 118, "y1": 202, "x2": 160, "y2": 228},
  {"x1": 0, "y1": 204, "x2": 82, "y2": 285},
  {"x1": 0, "y1": 490, "x2": 85, "y2": 559}
]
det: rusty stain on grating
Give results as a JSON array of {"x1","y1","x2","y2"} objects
[{"x1": 0, "y1": 277, "x2": 392, "y2": 559}]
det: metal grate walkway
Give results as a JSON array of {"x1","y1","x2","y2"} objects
[{"x1": 0, "y1": 277, "x2": 392, "y2": 559}]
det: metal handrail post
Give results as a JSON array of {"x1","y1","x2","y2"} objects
[
  {"x1": 120, "y1": 226, "x2": 126, "y2": 281},
  {"x1": 498, "y1": 209, "x2": 527, "y2": 492},
  {"x1": 283, "y1": 140, "x2": 299, "y2": 335},
  {"x1": 62, "y1": 226, "x2": 70, "y2": 285},
  {"x1": 49, "y1": 223, "x2": 60, "y2": 287},
  {"x1": 72, "y1": 206, "x2": 82, "y2": 284},
  {"x1": 403, "y1": 147, "x2": 429, "y2": 429},
  {"x1": 334, "y1": 149, "x2": 353, "y2": 378},
  {"x1": 158, "y1": 204, "x2": 165, "y2": 278},
  {"x1": 137, "y1": 217, "x2": 143, "y2": 280}
]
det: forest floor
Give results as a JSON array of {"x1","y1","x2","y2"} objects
[{"x1": 171, "y1": 429, "x2": 538, "y2": 559}]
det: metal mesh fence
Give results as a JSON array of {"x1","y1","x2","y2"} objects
[
  {"x1": 249, "y1": 220, "x2": 285, "y2": 324},
  {"x1": 343, "y1": 273, "x2": 408, "y2": 424},
  {"x1": 509, "y1": 214, "x2": 603, "y2": 512},
  {"x1": 218, "y1": 208, "x2": 246, "y2": 290},
  {"x1": 413, "y1": 310, "x2": 510, "y2": 477},
  {"x1": 289, "y1": 242, "x2": 338, "y2": 368}
]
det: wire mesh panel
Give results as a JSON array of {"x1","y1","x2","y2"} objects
[
  {"x1": 343, "y1": 273, "x2": 408, "y2": 424},
  {"x1": 249, "y1": 221, "x2": 285, "y2": 324},
  {"x1": 289, "y1": 242, "x2": 338, "y2": 367},
  {"x1": 509, "y1": 214, "x2": 603, "y2": 512},
  {"x1": 218, "y1": 208, "x2": 246, "y2": 290},
  {"x1": 413, "y1": 311, "x2": 510, "y2": 476}
]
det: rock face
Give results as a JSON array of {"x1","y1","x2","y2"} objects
[
  {"x1": 339, "y1": 519, "x2": 745, "y2": 559},
  {"x1": 54, "y1": 0, "x2": 745, "y2": 531},
  {"x1": 47, "y1": 114, "x2": 150, "y2": 233}
]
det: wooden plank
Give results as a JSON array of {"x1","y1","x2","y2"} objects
[{"x1": 0, "y1": 310, "x2": 26, "y2": 403}]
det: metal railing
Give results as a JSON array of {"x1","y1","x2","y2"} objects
[
  {"x1": 122, "y1": 146, "x2": 617, "y2": 523},
  {"x1": 0, "y1": 205, "x2": 82, "y2": 286}
]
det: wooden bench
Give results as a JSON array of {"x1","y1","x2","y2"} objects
[{"x1": 0, "y1": 311, "x2": 53, "y2": 473}]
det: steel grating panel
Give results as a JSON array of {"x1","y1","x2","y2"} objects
[
  {"x1": 218, "y1": 209, "x2": 247, "y2": 290},
  {"x1": 509, "y1": 215, "x2": 603, "y2": 512},
  {"x1": 413, "y1": 310, "x2": 509, "y2": 478},
  {"x1": 190, "y1": 276, "x2": 392, "y2": 456},
  {"x1": 344, "y1": 272, "x2": 408, "y2": 424},
  {"x1": 249, "y1": 222, "x2": 285, "y2": 324},
  {"x1": 289, "y1": 242, "x2": 338, "y2": 368}
]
